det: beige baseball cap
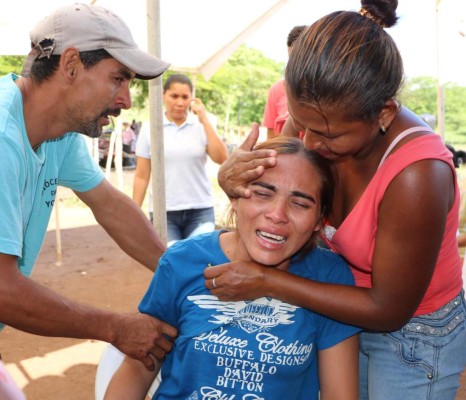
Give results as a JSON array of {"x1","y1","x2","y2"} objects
[{"x1": 21, "y1": 2, "x2": 170, "y2": 80}]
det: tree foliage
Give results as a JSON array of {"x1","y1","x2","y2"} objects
[
  {"x1": 182, "y1": 45, "x2": 283, "y2": 140},
  {"x1": 400, "y1": 76, "x2": 466, "y2": 145},
  {"x1": 399, "y1": 76, "x2": 437, "y2": 116},
  {"x1": 2, "y1": 48, "x2": 466, "y2": 146},
  {"x1": 129, "y1": 79, "x2": 149, "y2": 110},
  {"x1": 0, "y1": 56, "x2": 26, "y2": 76},
  {"x1": 443, "y1": 83, "x2": 466, "y2": 144}
]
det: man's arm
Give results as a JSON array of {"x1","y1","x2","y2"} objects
[
  {"x1": 0, "y1": 253, "x2": 176, "y2": 370},
  {"x1": 75, "y1": 179, "x2": 165, "y2": 272}
]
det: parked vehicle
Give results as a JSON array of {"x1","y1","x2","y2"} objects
[{"x1": 445, "y1": 144, "x2": 466, "y2": 168}]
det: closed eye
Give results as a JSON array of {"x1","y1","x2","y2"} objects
[
  {"x1": 290, "y1": 190, "x2": 316, "y2": 209},
  {"x1": 305, "y1": 128, "x2": 334, "y2": 139},
  {"x1": 252, "y1": 190, "x2": 273, "y2": 199},
  {"x1": 291, "y1": 199, "x2": 311, "y2": 209}
]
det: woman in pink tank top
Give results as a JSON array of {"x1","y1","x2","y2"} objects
[{"x1": 207, "y1": 0, "x2": 466, "y2": 399}]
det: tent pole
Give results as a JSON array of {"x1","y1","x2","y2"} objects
[
  {"x1": 147, "y1": 0, "x2": 167, "y2": 245},
  {"x1": 113, "y1": 119, "x2": 124, "y2": 191},
  {"x1": 54, "y1": 191, "x2": 62, "y2": 267},
  {"x1": 105, "y1": 126, "x2": 116, "y2": 179}
]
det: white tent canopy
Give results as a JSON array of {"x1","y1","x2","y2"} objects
[
  {"x1": 2, "y1": 1, "x2": 466, "y2": 82},
  {"x1": 1, "y1": 0, "x2": 291, "y2": 80}
]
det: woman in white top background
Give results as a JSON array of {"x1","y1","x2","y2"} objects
[{"x1": 133, "y1": 74, "x2": 228, "y2": 246}]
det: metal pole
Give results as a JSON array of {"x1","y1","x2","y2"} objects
[
  {"x1": 54, "y1": 192, "x2": 62, "y2": 267},
  {"x1": 147, "y1": 0, "x2": 167, "y2": 245},
  {"x1": 114, "y1": 119, "x2": 124, "y2": 191}
]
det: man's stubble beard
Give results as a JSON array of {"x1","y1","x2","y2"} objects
[{"x1": 65, "y1": 103, "x2": 120, "y2": 138}]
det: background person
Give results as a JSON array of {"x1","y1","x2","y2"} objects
[
  {"x1": 130, "y1": 119, "x2": 142, "y2": 153},
  {"x1": 122, "y1": 121, "x2": 137, "y2": 154},
  {"x1": 105, "y1": 137, "x2": 360, "y2": 400},
  {"x1": 209, "y1": 1, "x2": 466, "y2": 399},
  {"x1": 261, "y1": 25, "x2": 307, "y2": 139},
  {"x1": 132, "y1": 73, "x2": 228, "y2": 246},
  {"x1": 0, "y1": 3, "x2": 177, "y2": 372}
]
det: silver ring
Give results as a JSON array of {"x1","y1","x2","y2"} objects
[{"x1": 212, "y1": 277, "x2": 217, "y2": 288}]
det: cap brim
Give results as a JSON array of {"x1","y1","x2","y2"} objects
[{"x1": 107, "y1": 48, "x2": 170, "y2": 80}]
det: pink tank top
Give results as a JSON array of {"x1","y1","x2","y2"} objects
[{"x1": 325, "y1": 128, "x2": 463, "y2": 315}]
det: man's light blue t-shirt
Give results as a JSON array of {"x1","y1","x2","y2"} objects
[{"x1": 0, "y1": 73, "x2": 104, "y2": 280}]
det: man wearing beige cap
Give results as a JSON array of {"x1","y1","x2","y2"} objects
[{"x1": 0, "y1": 3, "x2": 177, "y2": 371}]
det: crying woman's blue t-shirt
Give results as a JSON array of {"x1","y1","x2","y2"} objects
[{"x1": 139, "y1": 231, "x2": 360, "y2": 400}]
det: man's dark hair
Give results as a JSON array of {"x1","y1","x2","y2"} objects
[
  {"x1": 29, "y1": 47, "x2": 112, "y2": 84},
  {"x1": 287, "y1": 25, "x2": 307, "y2": 48}
]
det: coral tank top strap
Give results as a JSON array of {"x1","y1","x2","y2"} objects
[{"x1": 378, "y1": 126, "x2": 432, "y2": 169}]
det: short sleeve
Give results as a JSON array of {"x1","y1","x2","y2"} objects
[
  {"x1": 139, "y1": 254, "x2": 179, "y2": 327},
  {"x1": 135, "y1": 124, "x2": 151, "y2": 159},
  {"x1": 57, "y1": 134, "x2": 103, "y2": 192}
]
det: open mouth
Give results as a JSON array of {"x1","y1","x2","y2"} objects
[
  {"x1": 256, "y1": 230, "x2": 286, "y2": 244},
  {"x1": 99, "y1": 114, "x2": 109, "y2": 124}
]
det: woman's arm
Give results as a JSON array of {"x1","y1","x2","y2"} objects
[
  {"x1": 190, "y1": 98, "x2": 228, "y2": 164},
  {"x1": 132, "y1": 156, "x2": 151, "y2": 208},
  {"x1": 202, "y1": 116, "x2": 228, "y2": 164},
  {"x1": 207, "y1": 158, "x2": 454, "y2": 331},
  {"x1": 104, "y1": 355, "x2": 160, "y2": 400},
  {"x1": 318, "y1": 335, "x2": 359, "y2": 400}
]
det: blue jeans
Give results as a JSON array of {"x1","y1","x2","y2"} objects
[
  {"x1": 166, "y1": 207, "x2": 215, "y2": 246},
  {"x1": 359, "y1": 291, "x2": 466, "y2": 400}
]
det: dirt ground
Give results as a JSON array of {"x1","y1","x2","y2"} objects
[
  {"x1": 1, "y1": 204, "x2": 153, "y2": 400},
  {"x1": 1, "y1": 198, "x2": 466, "y2": 399}
]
